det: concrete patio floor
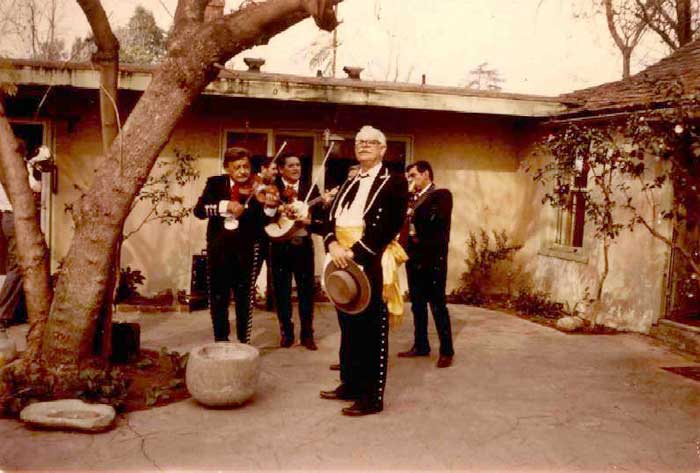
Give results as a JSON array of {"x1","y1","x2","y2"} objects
[{"x1": 1, "y1": 303, "x2": 699, "y2": 472}]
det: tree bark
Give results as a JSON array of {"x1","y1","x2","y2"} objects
[
  {"x1": 676, "y1": 0, "x2": 692, "y2": 47},
  {"x1": 39, "y1": 0, "x2": 341, "y2": 365},
  {"x1": 0, "y1": 98, "x2": 52, "y2": 361},
  {"x1": 622, "y1": 47, "x2": 631, "y2": 78}
]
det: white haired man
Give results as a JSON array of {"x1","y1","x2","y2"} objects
[{"x1": 320, "y1": 125, "x2": 408, "y2": 416}]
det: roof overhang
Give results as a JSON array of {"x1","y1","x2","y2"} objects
[{"x1": 2, "y1": 59, "x2": 566, "y2": 118}]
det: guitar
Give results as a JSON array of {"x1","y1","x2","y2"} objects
[{"x1": 265, "y1": 187, "x2": 338, "y2": 241}]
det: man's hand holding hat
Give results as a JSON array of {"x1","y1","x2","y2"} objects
[{"x1": 328, "y1": 241, "x2": 353, "y2": 269}]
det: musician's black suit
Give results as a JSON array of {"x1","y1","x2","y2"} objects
[
  {"x1": 270, "y1": 178, "x2": 322, "y2": 346},
  {"x1": 194, "y1": 175, "x2": 268, "y2": 342},
  {"x1": 406, "y1": 184, "x2": 454, "y2": 357},
  {"x1": 323, "y1": 164, "x2": 408, "y2": 410}
]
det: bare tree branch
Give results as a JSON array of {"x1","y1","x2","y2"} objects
[
  {"x1": 76, "y1": 0, "x2": 119, "y2": 152},
  {"x1": 634, "y1": 0, "x2": 680, "y2": 48}
]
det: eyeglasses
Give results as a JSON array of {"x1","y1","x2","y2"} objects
[{"x1": 355, "y1": 139, "x2": 382, "y2": 147}]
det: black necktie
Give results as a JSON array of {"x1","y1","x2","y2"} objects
[{"x1": 340, "y1": 174, "x2": 368, "y2": 210}]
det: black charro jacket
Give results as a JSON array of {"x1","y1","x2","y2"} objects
[
  {"x1": 407, "y1": 185, "x2": 453, "y2": 268},
  {"x1": 193, "y1": 174, "x2": 268, "y2": 244},
  {"x1": 323, "y1": 164, "x2": 408, "y2": 266}
]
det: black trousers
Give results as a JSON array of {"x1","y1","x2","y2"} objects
[
  {"x1": 406, "y1": 255, "x2": 454, "y2": 356},
  {"x1": 337, "y1": 258, "x2": 388, "y2": 405},
  {"x1": 207, "y1": 231, "x2": 263, "y2": 343},
  {"x1": 270, "y1": 236, "x2": 315, "y2": 341}
]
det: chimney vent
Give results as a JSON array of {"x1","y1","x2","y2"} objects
[
  {"x1": 243, "y1": 57, "x2": 266, "y2": 72},
  {"x1": 343, "y1": 66, "x2": 364, "y2": 80}
]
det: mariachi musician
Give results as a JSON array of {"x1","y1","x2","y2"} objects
[
  {"x1": 268, "y1": 153, "x2": 339, "y2": 349},
  {"x1": 269, "y1": 154, "x2": 323, "y2": 350},
  {"x1": 194, "y1": 147, "x2": 278, "y2": 343}
]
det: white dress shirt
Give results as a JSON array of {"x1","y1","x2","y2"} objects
[
  {"x1": 334, "y1": 162, "x2": 382, "y2": 227},
  {"x1": 281, "y1": 178, "x2": 299, "y2": 196}
]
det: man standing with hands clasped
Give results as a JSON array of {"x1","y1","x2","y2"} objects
[
  {"x1": 320, "y1": 125, "x2": 408, "y2": 416},
  {"x1": 398, "y1": 160, "x2": 455, "y2": 368}
]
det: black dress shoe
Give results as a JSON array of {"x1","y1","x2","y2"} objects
[
  {"x1": 320, "y1": 385, "x2": 359, "y2": 401},
  {"x1": 301, "y1": 338, "x2": 318, "y2": 351},
  {"x1": 329, "y1": 363, "x2": 341, "y2": 371},
  {"x1": 436, "y1": 355, "x2": 453, "y2": 368},
  {"x1": 341, "y1": 400, "x2": 383, "y2": 416},
  {"x1": 280, "y1": 336, "x2": 294, "y2": 348},
  {"x1": 397, "y1": 347, "x2": 430, "y2": 358}
]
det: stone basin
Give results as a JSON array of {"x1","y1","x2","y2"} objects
[
  {"x1": 20, "y1": 399, "x2": 116, "y2": 432},
  {"x1": 186, "y1": 342, "x2": 260, "y2": 407}
]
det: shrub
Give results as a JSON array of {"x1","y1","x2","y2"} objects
[
  {"x1": 512, "y1": 287, "x2": 564, "y2": 319},
  {"x1": 450, "y1": 229, "x2": 522, "y2": 305},
  {"x1": 115, "y1": 266, "x2": 146, "y2": 303},
  {"x1": 0, "y1": 362, "x2": 131, "y2": 418}
]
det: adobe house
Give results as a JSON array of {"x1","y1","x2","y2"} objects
[{"x1": 0, "y1": 39, "x2": 697, "y2": 342}]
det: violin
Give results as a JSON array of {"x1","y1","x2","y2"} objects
[{"x1": 230, "y1": 174, "x2": 261, "y2": 205}]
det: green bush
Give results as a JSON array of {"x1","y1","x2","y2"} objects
[{"x1": 450, "y1": 229, "x2": 522, "y2": 305}]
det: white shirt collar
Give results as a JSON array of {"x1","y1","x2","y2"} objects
[
  {"x1": 356, "y1": 161, "x2": 382, "y2": 180},
  {"x1": 281, "y1": 178, "x2": 299, "y2": 190},
  {"x1": 416, "y1": 182, "x2": 434, "y2": 198}
]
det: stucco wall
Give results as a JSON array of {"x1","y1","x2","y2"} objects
[{"x1": 515, "y1": 129, "x2": 671, "y2": 332}]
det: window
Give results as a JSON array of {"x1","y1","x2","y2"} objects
[
  {"x1": 226, "y1": 130, "x2": 270, "y2": 172},
  {"x1": 324, "y1": 136, "x2": 410, "y2": 189},
  {"x1": 555, "y1": 161, "x2": 588, "y2": 248}
]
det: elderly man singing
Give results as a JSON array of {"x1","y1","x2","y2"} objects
[{"x1": 320, "y1": 125, "x2": 408, "y2": 416}]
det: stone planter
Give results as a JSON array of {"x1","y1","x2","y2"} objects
[
  {"x1": 20, "y1": 399, "x2": 115, "y2": 432},
  {"x1": 186, "y1": 342, "x2": 260, "y2": 407}
]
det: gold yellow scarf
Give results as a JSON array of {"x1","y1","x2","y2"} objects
[{"x1": 335, "y1": 226, "x2": 408, "y2": 328}]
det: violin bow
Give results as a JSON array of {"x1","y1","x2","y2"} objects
[{"x1": 303, "y1": 142, "x2": 335, "y2": 204}]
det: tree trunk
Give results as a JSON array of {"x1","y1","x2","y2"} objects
[
  {"x1": 0, "y1": 99, "x2": 52, "y2": 361},
  {"x1": 676, "y1": 0, "x2": 692, "y2": 47},
  {"x1": 39, "y1": 0, "x2": 341, "y2": 366},
  {"x1": 591, "y1": 238, "x2": 611, "y2": 329},
  {"x1": 622, "y1": 48, "x2": 631, "y2": 79}
]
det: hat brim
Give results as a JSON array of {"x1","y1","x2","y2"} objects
[{"x1": 323, "y1": 258, "x2": 371, "y2": 315}]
